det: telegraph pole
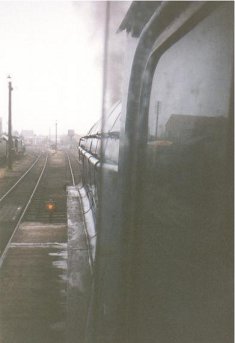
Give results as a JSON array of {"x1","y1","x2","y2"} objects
[
  {"x1": 7, "y1": 75, "x2": 13, "y2": 170},
  {"x1": 55, "y1": 121, "x2": 57, "y2": 150},
  {"x1": 49, "y1": 127, "x2": 51, "y2": 146}
]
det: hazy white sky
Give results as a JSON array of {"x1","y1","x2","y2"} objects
[{"x1": 0, "y1": 1, "x2": 106, "y2": 136}]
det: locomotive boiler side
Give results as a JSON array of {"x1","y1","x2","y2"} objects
[{"x1": 78, "y1": 102, "x2": 121, "y2": 264}]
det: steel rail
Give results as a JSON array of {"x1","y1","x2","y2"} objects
[
  {"x1": 0, "y1": 154, "x2": 42, "y2": 203},
  {"x1": 0, "y1": 154, "x2": 48, "y2": 269}
]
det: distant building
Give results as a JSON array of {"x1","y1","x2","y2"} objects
[
  {"x1": 13, "y1": 130, "x2": 19, "y2": 136},
  {"x1": 68, "y1": 129, "x2": 75, "y2": 137},
  {"x1": 21, "y1": 130, "x2": 35, "y2": 145},
  {"x1": 21, "y1": 130, "x2": 34, "y2": 137}
]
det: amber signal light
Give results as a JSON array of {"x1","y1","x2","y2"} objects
[{"x1": 45, "y1": 201, "x2": 56, "y2": 212}]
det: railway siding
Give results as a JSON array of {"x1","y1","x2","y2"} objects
[{"x1": 0, "y1": 151, "x2": 39, "y2": 198}]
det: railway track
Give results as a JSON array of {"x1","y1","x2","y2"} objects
[
  {"x1": 0, "y1": 150, "x2": 41, "y2": 196},
  {"x1": 65, "y1": 148, "x2": 82, "y2": 185},
  {"x1": 0, "y1": 149, "x2": 77, "y2": 267}
]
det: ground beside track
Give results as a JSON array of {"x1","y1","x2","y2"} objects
[{"x1": 0, "y1": 222, "x2": 67, "y2": 343}]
